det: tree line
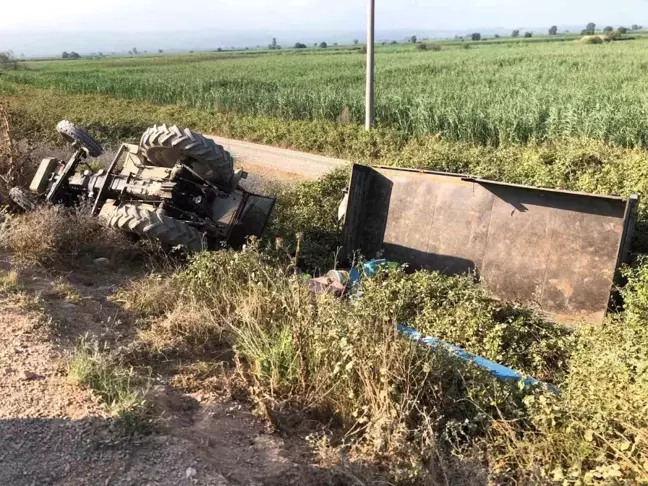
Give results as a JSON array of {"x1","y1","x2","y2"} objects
[{"x1": 52, "y1": 22, "x2": 647, "y2": 62}]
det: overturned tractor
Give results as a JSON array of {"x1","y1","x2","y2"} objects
[{"x1": 10, "y1": 121, "x2": 275, "y2": 251}]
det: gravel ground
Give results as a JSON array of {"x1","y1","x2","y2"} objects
[{"x1": 0, "y1": 257, "x2": 342, "y2": 486}]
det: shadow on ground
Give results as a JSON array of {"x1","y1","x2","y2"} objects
[{"x1": 0, "y1": 261, "x2": 354, "y2": 486}]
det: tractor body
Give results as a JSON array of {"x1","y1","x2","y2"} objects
[{"x1": 20, "y1": 123, "x2": 275, "y2": 251}]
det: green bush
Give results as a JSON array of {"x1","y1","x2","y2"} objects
[
  {"x1": 116, "y1": 241, "x2": 648, "y2": 483},
  {"x1": 359, "y1": 267, "x2": 572, "y2": 381},
  {"x1": 266, "y1": 167, "x2": 349, "y2": 273},
  {"x1": 122, "y1": 248, "x2": 534, "y2": 480}
]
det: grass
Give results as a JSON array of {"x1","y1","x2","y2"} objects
[
  {"x1": 0, "y1": 270, "x2": 25, "y2": 293},
  {"x1": 68, "y1": 338, "x2": 152, "y2": 434},
  {"x1": 51, "y1": 278, "x2": 81, "y2": 303},
  {"x1": 5, "y1": 38, "x2": 648, "y2": 147},
  {"x1": 114, "y1": 243, "x2": 648, "y2": 483},
  {"x1": 0, "y1": 204, "x2": 143, "y2": 267},
  {"x1": 68, "y1": 339, "x2": 141, "y2": 413}
]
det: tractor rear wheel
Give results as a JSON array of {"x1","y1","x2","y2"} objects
[
  {"x1": 139, "y1": 124, "x2": 234, "y2": 187},
  {"x1": 107, "y1": 203, "x2": 206, "y2": 252}
]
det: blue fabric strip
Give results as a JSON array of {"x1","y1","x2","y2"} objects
[{"x1": 397, "y1": 324, "x2": 558, "y2": 392}]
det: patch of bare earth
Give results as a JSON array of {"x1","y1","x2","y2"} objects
[{"x1": 0, "y1": 254, "x2": 339, "y2": 486}]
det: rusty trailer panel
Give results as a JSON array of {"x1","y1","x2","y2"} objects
[{"x1": 342, "y1": 165, "x2": 639, "y2": 326}]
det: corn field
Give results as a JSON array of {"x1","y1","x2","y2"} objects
[{"x1": 5, "y1": 39, "x2": 648, "y2": 147}]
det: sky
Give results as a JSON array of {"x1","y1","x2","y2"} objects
[{"x1": 1, "y1": 0, "x2": 647, "y2": 55}]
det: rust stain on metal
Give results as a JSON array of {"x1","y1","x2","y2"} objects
[{"x1": 549, "y1": 280, "x2": 574, "y2": 298}]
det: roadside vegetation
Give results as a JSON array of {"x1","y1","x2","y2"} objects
[
  {"x1": 111, "y1": 239, "x2": 648, "y2": 484},
  {"x1": 68, "y1": 339, "x2": 152, "y2": 434},
  {"x1": 3, "y1": 168, "x2": 645, "y2": 482},
  {"x1": 1, "y1": 35, "x2": 648, "y2": 483},
  {"x1": 0, "y1": 204, "x2": 141, "y2": 267}
]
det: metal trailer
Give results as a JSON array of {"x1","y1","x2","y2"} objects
[{"x1": 341, "y1": 164, "x2": 638, "y2": 326}]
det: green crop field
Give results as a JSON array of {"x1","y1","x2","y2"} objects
[{"x1": 4, "y1": 37, "x2": 648, "y2": 147}]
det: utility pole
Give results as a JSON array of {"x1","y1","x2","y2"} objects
[{"x1": 365, "y1": 0, "x2": 375, "y2": 130}]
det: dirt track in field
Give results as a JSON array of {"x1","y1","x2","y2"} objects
[{"x1": 208, "y1": 135, "x2": 349, "y2": 181}]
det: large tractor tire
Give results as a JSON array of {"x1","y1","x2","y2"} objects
[
  {"x1": 107, "y1": 204, "x2": 206, "y2": 252},
  {"x1": 9, "y1": 187, "x2": 38, "y2": 212},
  {"x1": 56, "y1": 120, "x2": 103, "y2": 157},
  {"x1": 140, "y1": 124, "x2": 234, "y2": 187}
]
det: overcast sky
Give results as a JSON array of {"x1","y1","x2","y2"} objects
[
  {"x1": 2, "y1": 0, "x2": 647, "y2": 32},
  {"x1": 1, "y1": 0, "x2": 647, "y2": 56}
]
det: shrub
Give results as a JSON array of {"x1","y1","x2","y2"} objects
[
  {"x1": 416, "y1": 43, "x2": 429, "y2": 51},
  {"x1": 267, "y1": 168, "x2": 349, "y2": 274},
  {"x1": 0, "y1": 205, "x2": 140, "y2": 267},
  {"x1": 0, "y1": 52, "x2": 18, "y2": 71},
  {"x1": 121, "y1": 247, "x2": 538, "y2": 481},
  {"x1": 580, "y1": 35, "x2": 604, "y2": 44},
  {"x1": 139, "y1": 303, "x2": 224, "y2": 355}
]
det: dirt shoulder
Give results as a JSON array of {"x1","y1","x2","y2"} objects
[{"x1": 0, "y1": 257, "x2": 339, "y2": 486}]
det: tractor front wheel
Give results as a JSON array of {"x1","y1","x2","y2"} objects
[
  {"x1": 9, "y1": 187, "x2": 38, "y2": 212},
  {"x1": 56, "y1": 120, "x2": 104, "y2": 158}
]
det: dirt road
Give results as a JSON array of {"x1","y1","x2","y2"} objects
[
  {"x1": 0, "y1": 260, "x2": 340, "y2": 485},
  {"x1": 207, "y1": 136, "x2": 349, "y2": 181}
]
